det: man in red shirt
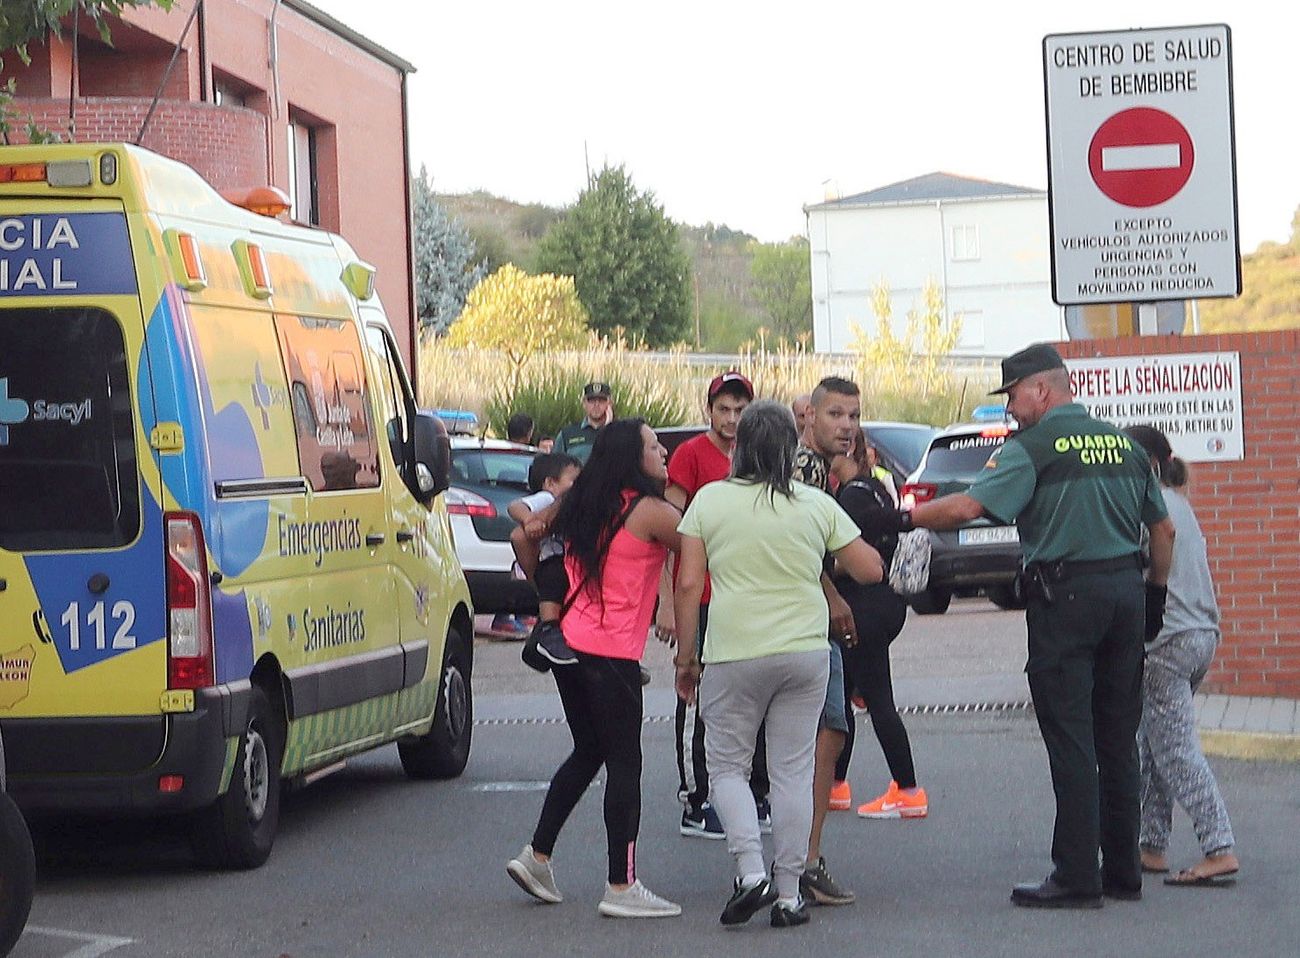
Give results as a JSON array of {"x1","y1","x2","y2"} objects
[{"x1": 664, "y1": 371, "x2": 764, "y2": 839}]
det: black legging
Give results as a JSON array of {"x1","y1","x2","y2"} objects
[
  {"x1": 836, "y1": 584, "x2": 917, "y2": 789},
  {"x1": 532, "y1": 652, "x2": 644, "y2": 884}
]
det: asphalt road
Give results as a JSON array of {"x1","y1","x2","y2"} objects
[{"x1": 13, "y1": 601, "x2": 1298, "y2": 957}]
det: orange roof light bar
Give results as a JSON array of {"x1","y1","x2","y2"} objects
[{"x1": 221, "y1": 185, "x2": 291, "y2": 219}]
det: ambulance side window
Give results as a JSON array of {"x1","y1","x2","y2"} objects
[
  {"x1": 363, "y1": 324, "x2": 415, "y2": 494},
  {"x1": 274, "y1": 315, "x2": 379, "y2": 492}
]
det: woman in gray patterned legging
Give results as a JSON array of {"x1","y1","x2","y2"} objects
[{"x1": 1125, "y1": 426, "x2": 1239, "y2": 887}]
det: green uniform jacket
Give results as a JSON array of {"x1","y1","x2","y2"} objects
[
  {"x1": 966, "y1": 403, "x2": 1168, "y2": 564},
  {"x1": 555, "y1": 420, "x2": 601, "y2": 464}
]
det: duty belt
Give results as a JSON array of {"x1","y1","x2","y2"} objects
[
  {"x1": 1021, "y1": 554, "x2": 1141, "y2": 604},
  {"x1": 1031, "y1": 554, "x2": 1143, "y2": 580}
]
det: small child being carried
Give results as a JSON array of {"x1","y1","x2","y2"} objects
[{"x1": 508, "y1": 453, "x2": 581, "y2": 671}]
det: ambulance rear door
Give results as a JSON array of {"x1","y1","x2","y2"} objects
[{"x1": 0, "y1": 199, "x2": 169, "y2": 745}]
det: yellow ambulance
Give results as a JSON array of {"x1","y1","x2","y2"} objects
[{"x1": 0, "y1": 143, "x2": 474, "y2": 868}]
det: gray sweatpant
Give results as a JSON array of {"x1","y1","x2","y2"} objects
[
  {"x1": 699, "y1": 649, "x2": 828, "y2": 900},
  {"x1": 1138, "y1": 629, "x2": 1235, "y2": 856}
]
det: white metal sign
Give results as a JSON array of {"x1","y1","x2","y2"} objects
[
  {"x1": 1043, "y1": 24, "x2": 1240, "y2": 306},
  {"x1": 1065, "y1": 352, "x2": 1243, "y2": 462}
]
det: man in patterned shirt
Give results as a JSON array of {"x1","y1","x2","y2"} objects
[{"x1": 790, "y1": 376, "x2": 861, "y2": 907}]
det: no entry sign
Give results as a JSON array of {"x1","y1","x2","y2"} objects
[
  {"x1": 1043, "y1": 24, "x2": 1240, "y2": 307},
  {"x1": 1088, "y1": 107, "x2": 1193, "y2": 207}
]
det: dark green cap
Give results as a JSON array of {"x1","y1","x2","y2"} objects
[{"x1": 990, "y1": 343, "x2": 1066, "y2": 394}]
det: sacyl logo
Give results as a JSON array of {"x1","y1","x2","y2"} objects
[
  {"x1": 0, "y1": 378, "x2": 30, "y2": 446},
  {"x1": 0, "y1": 377, "x2": 92, "y2": 446}
]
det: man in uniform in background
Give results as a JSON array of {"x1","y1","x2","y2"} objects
[
  {"x1": 555, "y1": 381, "x2": 612, "y2": 464},
  {"x1": 908, "y1": 343, "x2": 1175, "y2": 909}
]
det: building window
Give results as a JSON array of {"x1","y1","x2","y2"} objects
[
  {"x1": 954, "y1": 310, "x2": 985, "y2": 349},
  {"x1": 214, "y1": 83, "x2": 245, "y2": 108},
  {"x1": 951, "y1": 225, "x2": 980, "y2": 261},
  {"x1": 286, "y1": 121, "x2": 319, "y2": 225}
]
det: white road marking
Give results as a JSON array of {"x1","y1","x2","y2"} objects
[
  {"x1": 1101, "y1": 143, "x2": 1181, "y2": 172},
  {"x1": 24, "y1": 925, "x2": 134, "y2": 958},
  {"x1": 472, "y1": 781, "x2": 551, "y2": 792}
]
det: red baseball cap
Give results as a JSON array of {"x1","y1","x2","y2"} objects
[{"x1": 707, "y1": 370, "x2": 754, "y2": 401}]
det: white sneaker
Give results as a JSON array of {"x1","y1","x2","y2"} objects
[
  {"x1": 506, "y1": 844, "x2": 563, "y2": 903},
  {"x1": 597, "y1": 880, "x2": 682, "y2": 918}
]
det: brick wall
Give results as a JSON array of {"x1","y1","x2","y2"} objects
[
  {"x1": 9, "y1": 97, "x2": 268, "y2": 191},
  {"x1": 1058, "y1": 331, "x2": 1300, "y2": 698}
]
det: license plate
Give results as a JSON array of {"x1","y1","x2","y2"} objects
[{"x1": 959, "y1": 526, "x2": 1019, "y2": 545}]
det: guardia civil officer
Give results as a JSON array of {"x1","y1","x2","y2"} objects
[{"x1": 907, "y1": 343, "x2": 1176, "y2": 909}]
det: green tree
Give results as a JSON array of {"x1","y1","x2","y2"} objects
[
  {"x1": 465, "y1": 223, "x2": 510, "y2": 276},
  {"x1": 749, "y1": 238, "x2": 812, "y2": 345},
  {"x1": 2, "y1": 0, "x2": 173, "y2": 141},
  {"x1": 411, "y1": 165, "x2": 485, "y2": 335},
  {"x1": 446, "y1": 265, "x2": 591, "y2": 396},
  {"x1": 535, "y1": 165, "x2": 691, "y2": 347}
]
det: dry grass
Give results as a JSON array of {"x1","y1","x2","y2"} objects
[{"x1": 418, "y1": 337, "x2": 994, "y2": 436}]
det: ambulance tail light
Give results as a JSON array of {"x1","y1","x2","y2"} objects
[
  {"x1": 901, "y1": 482, "x2": 937, "y2": 507},
  {"x1": 166, "y1": 513, "x2": 215, "y2": 690},
  {"x1": 0, "y1": 163, "x2": 47, "y2": 184}
]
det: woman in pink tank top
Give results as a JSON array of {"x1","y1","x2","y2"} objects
[{"x1": 506, "y1": 418, "x2": 685, "y2": 918}]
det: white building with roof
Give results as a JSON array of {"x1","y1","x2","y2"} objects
[{"x1": 805, "y1": 173, "x2": 1065, "y2": 359}]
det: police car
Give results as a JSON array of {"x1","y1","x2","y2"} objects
[
  {"x1": 445, "y1": 436, "x2": 539, "y2": 616},
  {"x1": 901, "y1": 408, "x2": 1024, "y2": 614}
]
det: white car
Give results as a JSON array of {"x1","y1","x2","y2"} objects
[{"x1": 446, "y1": 437, "x2": 539, "y2": 615}]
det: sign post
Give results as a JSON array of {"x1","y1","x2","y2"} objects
[{"x1": 1043, "y1": 24, "x2": 1239, "y2": 307}]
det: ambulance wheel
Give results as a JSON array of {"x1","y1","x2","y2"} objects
[
  {"x1": 191, "y1": 685, "x2": 284, "y2": 870},
  {"x1": 908, "y1": 587, "x2": 952, "y2": 616},
  {"x1": 399, "y1": 627, "x2": 472, "y2": 780},
  {"x1": 0, "y1": 792, "x2": 34, "y2": 957}
]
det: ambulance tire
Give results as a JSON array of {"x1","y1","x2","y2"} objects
[
  {"x1": 0, "y1": 793, "x2": 35, "y2": 957},
  {"x1": 399, "y1": 627, "x2": 472, "y2": 780},
  {"x1": 191, "y1": 685, "x2": 284, "y2": 870}
]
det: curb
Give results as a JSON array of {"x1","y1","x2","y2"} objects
[{"x1": 1200, "y1": 729, "x2": 1300, "y2": 763}]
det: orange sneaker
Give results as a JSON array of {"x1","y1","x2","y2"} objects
[
  {"x1": 829, "y1": 779, "x2": 852, "y2": 811},
  {"x1": 857, "y1": 781, "x2": 928, "y2": 819}
]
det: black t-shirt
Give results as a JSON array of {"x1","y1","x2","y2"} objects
[{"x1": 834, "y1": 476, "x2": 908, "y2": 616}]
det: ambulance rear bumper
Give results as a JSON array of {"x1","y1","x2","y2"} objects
[{"x1": 1, "y1": 682, "x2": 251, "y2": 813}]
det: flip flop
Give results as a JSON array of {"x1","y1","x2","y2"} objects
[
  {"x1": 1163, "y1": 868, "x2": 1238, "y2": 887},
  {"x1": 1141, "y1": 863, "x2": 1169, "y2": 875}
]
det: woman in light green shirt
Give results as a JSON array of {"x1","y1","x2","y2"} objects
[{"x1": 673, "y1": 400, "x2": 882, "y2": 928}]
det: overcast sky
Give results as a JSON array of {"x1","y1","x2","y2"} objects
[{"x1": 309, "y1": 0, "x2": 1298, "y2": 251}]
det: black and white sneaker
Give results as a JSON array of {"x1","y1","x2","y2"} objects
[
  {"x1": 522, "y1": 620, "x2": 575, "y2": 672},
  {"x1": 680, "y1": 802, "x2": 726, "y2": 839},
  {"x1": 535, "y1": 621, "x2": 576, "y2": 667},
  {"x1": 720, "y1": 877, "x2": 778, "y2": 926},
  {"x1": 770, "y1": 898, "x2": 810, "y2": 928}
]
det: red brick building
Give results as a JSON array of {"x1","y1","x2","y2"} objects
[
  {"x1": 1058, "y1": 331, "x2": 1300, "y2": 699},
  {"x1": 1, "y1": 0, "x2": 418, "y2": 372}
]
